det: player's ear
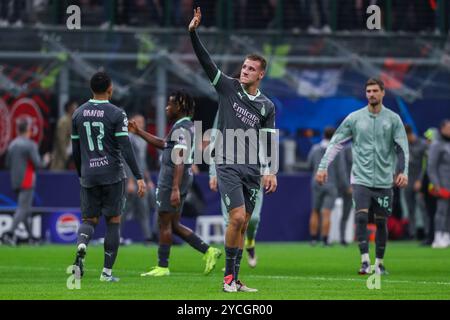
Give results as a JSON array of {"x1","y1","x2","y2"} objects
[
  {"x1": 259, "y1": 70, "x2": 265, "y2": 81},
  {"x1": 107, "y1": 84, "x2": 113, "y2": 98}
]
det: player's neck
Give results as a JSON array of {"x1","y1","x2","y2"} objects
[
  {"x1": 92, "y1": 94, "x2": 109, "y2": 101},
  {"x1": 174, "y1": 114, "x2": 190, "y2": 123},
  {"x1": 368, "y1": 103, "x2": 382, "y2": 114},
  {"x1": 241, "y1": 83, "x2": 259, "y2": 96}
]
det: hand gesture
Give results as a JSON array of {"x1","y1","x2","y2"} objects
[
  {"x1": 188, "y1": 7, "x2": 202, "y2": 32},
  {"x1": 128, "y1": 120, "x2": 138, "y2": 134}
]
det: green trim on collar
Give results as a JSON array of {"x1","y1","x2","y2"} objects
[
  {"x1": 240, "y1": 84, "x2": 261, "y2": 101},
  {"x1": 89, "y1": 99, "x2": 110, "y2": 104},
  {"x1": 174, "y1": 117, "x2": 191, "y2": 125}
]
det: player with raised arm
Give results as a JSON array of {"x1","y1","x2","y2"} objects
[
  {"x1": 316, "y1": 78, "x2": 409, "y2": 275},
  {"x1": 128, "y1": 91, "x2": 221, "y2": 277},
  {"x1": 209, "y1": 112, "x2": 263, "y2": 268},
  {"x1": 189, "y1": 7, "x2": 278, "y2": 292},
  {"x1": 71, "y1": 72, "x2": 146, "y2": 282}
]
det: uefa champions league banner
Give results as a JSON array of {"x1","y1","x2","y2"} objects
[{"x1": 0, "y1": 171, "x2": 313, "y2": 242}]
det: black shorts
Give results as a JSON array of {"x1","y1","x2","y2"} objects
[
  {"x1": 216, "y1": 164, "x2": 261, "y2": 214},
  {"x1": 156, "y1": 167, "x2": 193, "y2": 213},
  {"x1": 352, "y1": 184, "x2": 393, "y2": 217},
  {"x1": 80, "y1": 179, "x2": 126, "y2": 218},
  {"x1": 155, "y1": 187, "x2": 190, "y2": 213},
  {"x1": 312, "y1": 184, "x2": 338, "y2": 211}
]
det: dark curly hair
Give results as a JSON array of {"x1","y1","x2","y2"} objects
[{"x1": 171, "y1": 90, "x2": 195, "y2": 118}]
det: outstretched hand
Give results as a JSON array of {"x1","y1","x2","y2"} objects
[
  {"x1": 188, "y1": 7, "x2": 202, "y2": 32},
  {"x1": 128, "y1": 120, "x2": 138, "y2": 134}
]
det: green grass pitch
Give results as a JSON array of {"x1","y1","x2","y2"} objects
[{"x1": 1, "y1": 242, "x2": 449, "y2": 300}]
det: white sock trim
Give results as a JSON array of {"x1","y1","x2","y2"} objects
[
  {"x1": 362, "y1": 253, "x2": 370, "y2": 263},
  {"x1": 102, "y1": 268, "x2": 112, "y2": 276}
]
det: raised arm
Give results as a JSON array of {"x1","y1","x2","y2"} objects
[
  {"x1": 189, "y1": 7, "x2": 220, "y2": 83},
  {"x1": 128, "y1": 120, "x2": 166, "y2": 150}
]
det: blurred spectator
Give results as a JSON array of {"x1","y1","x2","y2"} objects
[
  {"x1": 308, "y1": 0, "x2": 331, "y2": 33},
  {"x1": 0, "y1": 0, "x2": 26, "y2": 27},
  {"x1": 1, "y1": 120, "x2": 49, "y2": 245},
  {"x1": 307, "y1": 127, "x2": 347, "y2": 246},
  {"x1": 283, "y1": 0, "x2": 311, "y2": 31},
  {"x1": 145, "y1": 0, "x2": 164, "y2": 26},
  {"x1": 296, "y1": 128, "x2": 320, "y2": 161},
  {"x1": 402, "y1": 124, "x2": 428, "y2": 239},
  {"x1": 122, "y1": 114, "x2": 155, "y2": 244},
  {"x1": 421, "y1": 127, "x2": 438, "y2": 246},
  {"x1": 50, "y1": 100, "x2": 78, "y2": 171},
  {"x1": 428, "y1": 120, "x2": 450, "y2": 249},
  {"x1": 393, "y1": 0, "x2": 435, "y2": 32}
]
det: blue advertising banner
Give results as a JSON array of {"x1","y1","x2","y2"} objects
[{"x1": 0, "y1": 171, "x2": 313, "y2": 242}]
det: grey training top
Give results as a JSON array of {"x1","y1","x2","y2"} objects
[
  {"x1": 408, "y1": 137, "x2": 428, "y2": 184},
  {"x1": 307, "y1": 140, "x2": 348, "y2": 188},
  {"x1": 427, "y1": 134, "x2": 450, "y2": 189},
  {"x1": 5, "y1": 136, "x2": 42, "y2": 191}
]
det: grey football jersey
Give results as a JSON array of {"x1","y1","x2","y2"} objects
[{"x1": 71, "y1": 100, "x2": 129, "y2": 187}]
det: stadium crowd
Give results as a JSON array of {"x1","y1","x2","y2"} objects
[{"x1": 0, "y1": 0, "x2": 447, "y2": 33}]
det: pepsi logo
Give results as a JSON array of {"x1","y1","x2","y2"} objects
[{"x1": 56, "y1": 213, "x2": 80, "y2": 241}]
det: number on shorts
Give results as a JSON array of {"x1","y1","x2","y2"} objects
[{"x1": 377, "y1": 196, "x2": 389, "y2": 209}]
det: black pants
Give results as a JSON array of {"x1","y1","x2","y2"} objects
[{"x1": 0, "y1": 0, "x2": 25, "y2": 22}]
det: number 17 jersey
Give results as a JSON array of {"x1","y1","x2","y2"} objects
[{"x1": 71, "y1": 99, "x2": 129, "y2": 188}]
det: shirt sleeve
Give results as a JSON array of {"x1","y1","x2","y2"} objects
[
  {"x1": 306, "y1": 147, "x2": 315, "y2": 172},
  {"x1": 71, "y1": 115, "x2": 80, "y2": 140},
  {"x1": 114, "y1": 111, "x2": 129, "y2": 138},
  {"x1": 71, "y1": 116, "x2": 81, "y2": 177},
  {"x1": 261, "y1": 105, "x2": 276, "y2": 132},
  {"x1": 318, "y1": 115, "x2": 353, "y2": 171},
  {"x1": 208, "y1": 113, "x2": 219, "y2": 178},
  {"x1": 29, "y1": 142, "x2": 43, "y2": 169},
  {"x1": 173, "y1": 127, "x2": 189, "y2": 150},
  {"x1": 190, "y1": 30, "x2": 235, "y2": 95},
  {"x1": 393, "y1": 115, "x2": 409, "y2": 176}
]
